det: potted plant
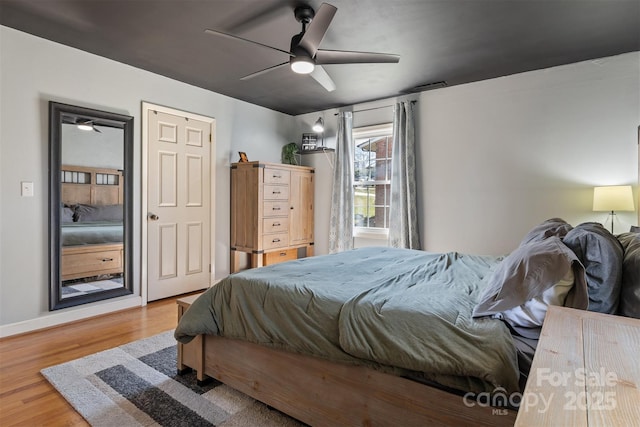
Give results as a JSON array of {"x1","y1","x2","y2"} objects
[{"x1": 282, "y1": 142, "x2": 299, "y2": 165}]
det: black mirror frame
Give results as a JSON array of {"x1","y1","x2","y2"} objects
[{"x1": 49, "y1": 101, "x2": 134, "y2": 310}]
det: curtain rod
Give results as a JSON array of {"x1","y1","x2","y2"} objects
[{"x1": 333, "y1": 100, "x2": 416, "y2": 116}]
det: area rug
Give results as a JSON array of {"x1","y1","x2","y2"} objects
[{"x1": 41, "y1": 331, "x2": 304, "y2": 426}]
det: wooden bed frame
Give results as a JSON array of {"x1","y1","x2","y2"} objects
[
  {"x1": 61, "y1": 164, "x2": 123, "y2": 206},
  {"x1": 61, "y1": 165, "x2": 124, "y2": 282},
  {"x1": 177, "y1": 296, "x2": 517, "y2": 427}
]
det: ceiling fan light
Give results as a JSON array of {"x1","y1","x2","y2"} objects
[
  {"x1": 290, "y1": 56, "x2": 315, "y2": 74},
  {"x1": 77, "y1": 121, "x2": 93, "y2": 131}
]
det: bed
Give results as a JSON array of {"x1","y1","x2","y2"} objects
[
  {"x1": 175, "y1": 219, "x2": 640, "y2": 426},
  {"x1": 60, "y1": 165, "x2": 124, "y2": 282}
]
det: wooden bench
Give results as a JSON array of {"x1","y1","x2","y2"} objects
[
  {"x1": 515, "y1": 306, "x2": 640, "y2": 426},
  {"x1": 176, "y1": 293, "x2": 208, "y2": 384}
]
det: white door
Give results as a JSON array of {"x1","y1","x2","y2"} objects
[{"x1": 147, "y1": 109, "x2": 212, "y2": 301}]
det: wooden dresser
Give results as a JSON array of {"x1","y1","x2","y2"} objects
[
  {"x1": 230, "y1": 161, "x2": 314, "y2": 273},
  {"x1": 515, "y1": 306, "x2": 640, "y2": 426}
]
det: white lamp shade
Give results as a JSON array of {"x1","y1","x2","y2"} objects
[{"x1": 593, "y1": 185, "x2": 634, "y2": 211}]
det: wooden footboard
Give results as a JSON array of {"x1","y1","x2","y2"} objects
[
  {"x1": 176, "y1": 296, "x2": 516, "y2": 426},
  {"x1": 180, "y1": 335, "x2": 514, "y2": 426}
]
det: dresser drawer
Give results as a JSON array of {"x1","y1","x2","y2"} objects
[
  {"x1": 264, "y1": 184, "x2": 289, "y2": 200},
  {"x1": 263, "y1": 217, "x2": 289, "y2": 234},
  {"x1": 263, "y1": 233, "x2": 289, "y2": 250},
  {"x1": 263, "y1": 248, "x2": 297, "y2": 266},
  {"x1": 263, "y1": 201, "x2": 289, "y2": 217},
  {"x1": 62, "y1": 247, "x2": 122, "y2": 277},
  {"x1": 264, "y1": 168, "x2": 290, "y2": 185}
]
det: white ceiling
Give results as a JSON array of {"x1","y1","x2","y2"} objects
[{"x1": 1, "y1": 0, "x2": 638, "y2": 115}]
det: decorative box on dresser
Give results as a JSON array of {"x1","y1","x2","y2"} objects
[{"x1": 230, "y1": 161, "x2": 314, "y2": 273}]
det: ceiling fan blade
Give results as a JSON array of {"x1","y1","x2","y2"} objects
[
  {"x1": 310, "y1": 65, "x2": 336, "y2": 92},
  {"x1": 316, "y1": 49, "x2": 400, "y2": 64},
  {"x1": 240, "y1": 62, "x2": 289, "y2": 80},
  {"x1": 298, "y1": 3, "x2": 337, "y2": 57},
  {"x1": 204, "y1": 29, "x2": 293, "y2": 57}
]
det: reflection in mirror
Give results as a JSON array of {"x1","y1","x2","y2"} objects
[{"x1": 49, "y1": 102, "x2": 133, "y2": 310}]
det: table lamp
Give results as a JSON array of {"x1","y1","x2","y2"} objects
[{"x1": 593, "y1": 185, "x2": 634, "y2": 233}]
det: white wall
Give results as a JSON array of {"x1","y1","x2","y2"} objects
[
  {"x1": 419, "y1": 53, "x2": 638, "y2": 255},
  {"x1": 0, "y1": 26, "x2": 295, "y2": 330},
  {"x1": 297, "y1": 52, "x2": 639, "y2": 256},
  {"x1": 62, "y1": 125, "x2": 124, "y2": 169}
]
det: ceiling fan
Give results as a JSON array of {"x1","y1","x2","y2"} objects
[
  {"x1": 76, "y1": 119, "x2": 102, "y2": 133},
  {"x1": 205, "y1": 2, "x2": 400, "y2": 92},
  {"x1": 63, "y1": 116, "x2": 102, "y2": 132}
]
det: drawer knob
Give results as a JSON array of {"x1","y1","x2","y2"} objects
[
  {"x1": 273, "y1": 191, "x2": 281, "y2": 195},
  {"x1": 279, "y1": 252, "x2": 287, "y2": 257},
  {"x1": 272, "y1": 238, "x2": 280, "y2": 243},
  {"x1": 101, "y1": 258, "x2": 114, "y2": 262},
  {"x1": 273, "y1": 207, "x2": 281, "y2": 211},
  {"x1": 273, "y1": 222, "x2": 281, "y2": 226}
]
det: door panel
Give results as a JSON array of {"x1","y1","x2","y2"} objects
[
  {"x1": 186, "y1": 154, "x2": 203, "y2": 207},
  {"x1": 158, "y1": 121, "x2": 177, "y2": 142},
  {"x1": 148, "y1": 110, "x2": 211, "y2": 301},
  {"x1": 159, "y1": 223, "x2": 177, "y2": 279},
  {"x1": 186, "y1": 126, "x2": 203, "y2": 146},
  {"x1": 158, "y1": 151, "x2": 177, "y2": 207},
  {"x1": 186, "y1": 221, "x2": 203, "y2": 274}
]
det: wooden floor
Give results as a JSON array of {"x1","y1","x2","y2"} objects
[{"x1": 0, "y1": 295, "x2": 188, "y2": 427}]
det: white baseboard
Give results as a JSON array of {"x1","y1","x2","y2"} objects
[{"x1": 0, "y1": 296, "x2": 143, "y2": 338}]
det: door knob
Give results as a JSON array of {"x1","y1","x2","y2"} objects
[{"x1": 148, "y1": 213, "x2": 159, "y2": 221}]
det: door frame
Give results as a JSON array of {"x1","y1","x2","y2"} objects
[{"x1": 141, "y1": 102, "x2": 216, "y2": 305}]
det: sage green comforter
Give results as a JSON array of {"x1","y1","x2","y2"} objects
[{"x1": 174, "y1": 247, "x2": 520, "y2": 393}]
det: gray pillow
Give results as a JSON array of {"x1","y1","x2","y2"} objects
[
  {"x1": 617, "y1": 232, "x2": 640, "y2": 318},
  {"x1": 562, "y1": 222, "x2": 624, "y2": 314},
  {"x1": 61, "y1": 205, "x2": 75, "y2": 223},
  {"x1": 519, "y1": 218, "x2": 573, "y2": 246},
  {"x1": 473, "y1": 236, "x2": 588, "y2": 339},
  {"x1": 74, "y1": 204, "x2": 123, "y2": 222}
]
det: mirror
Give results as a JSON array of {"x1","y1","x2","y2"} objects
[{"x1": 49, "y1": 101, "x2": 133, "y2": 310}]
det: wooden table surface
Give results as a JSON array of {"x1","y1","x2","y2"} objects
[{"x1": 515, "y1": 306, "x2": 640, "y2": 426}]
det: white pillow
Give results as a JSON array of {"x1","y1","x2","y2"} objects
[{"x1": 493, "y1": 269, "x2": 574, "y2": 329}]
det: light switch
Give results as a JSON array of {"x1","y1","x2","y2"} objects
[{"x1": 21, "y1": 181, "x2": 34, "y2": 197}]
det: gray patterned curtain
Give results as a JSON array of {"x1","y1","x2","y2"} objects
[
  {"x1": 329, "y1": 112, "x2": 354, "y2": 253},
  {"x1": 389, "y1": 101, "x2": 421, "y2": 249}
]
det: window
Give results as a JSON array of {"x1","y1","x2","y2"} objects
[{"x1": 353, "y1": 123, "x2": 393, "y2": 237}]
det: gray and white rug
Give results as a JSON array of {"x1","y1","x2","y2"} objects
[{"x1": 41, "y1": 331, "x2": 304, "y2": 426}]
